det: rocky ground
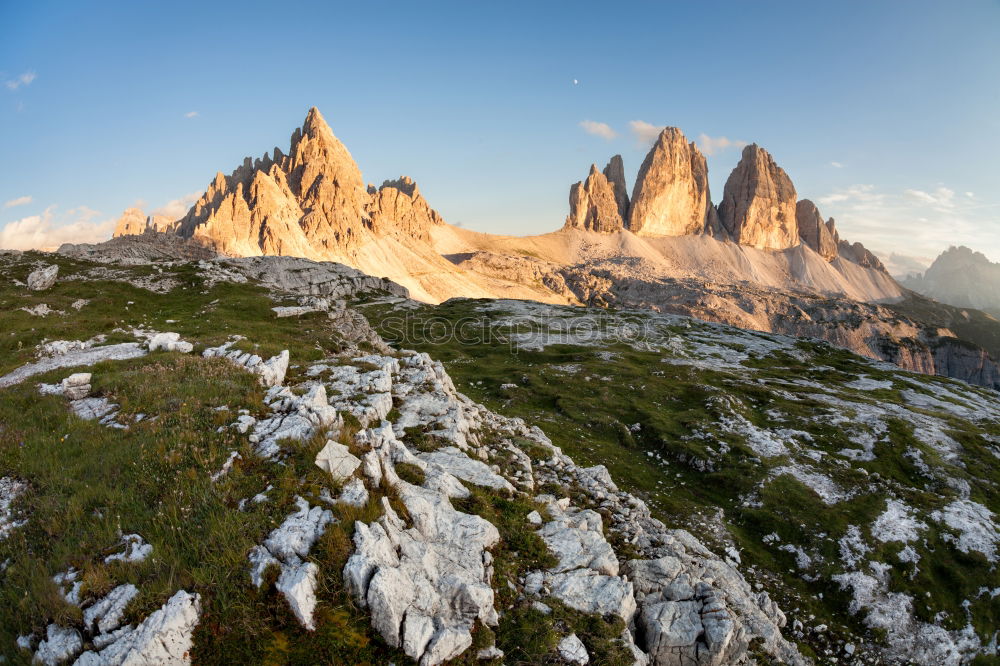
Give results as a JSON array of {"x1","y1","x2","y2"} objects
[{"x1": 1, "y1": 250, "x2": 998, "y2": 665}]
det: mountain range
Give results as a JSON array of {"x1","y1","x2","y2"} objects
[
  {"x1": 902, "y1": 246, "x2": 1000, "y2": 316},
  {"x1": 69, "y1": 107, "x2": 1000, "y2": 389}
]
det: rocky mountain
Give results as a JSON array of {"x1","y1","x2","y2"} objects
[
  {"x1": 796, "y1": 200, "x2": 838, "y2": 261},
  {"x1": 903, "y1": 246, "x2": 1000, "y2": 314},
  {"x1": 564, "y1": 161, "x2": 626, "y2": 232},
  {"x1": 718, "y1": 144, "x2": 799, "y2": 250},
  {"x1": 112, "y1": 207, "x2": 176, "y2": 237},
  {"x1": 627, "y1": 128, "x2": 718, "y2": 237},
  {"x1": 2, "y1": 249, "x2": 999, "y2": 665},
  {"x1": 94, "y1": 106, "x2": 1000, "y2": 390}
]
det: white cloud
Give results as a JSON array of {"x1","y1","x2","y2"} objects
[
  {"x1": 876, "y1": 252, "x2": 934, "y2": 279},
  {"x1": 904, "y1": 187, "x2": 955, "y2": 208},
  {"x1": 184, "y1": 111, "x2": 198, "y2": 118},
  {"x1": 830, "y1": 161, "x2": 844, "y2": 168},
  {"x1": 629, "y1": 120, "x2": 663, "y2": 145},
  {"x1": 816, "y1": 182, "x2": 1000, "y2": 262},
  {"x1": 3, "y1": 195, "x2": 32, "y2": 209},
  {"x1": 150, "y1": 191, "x2": 202, "y2": 219},
  {"x1": 579, "y1": 120, "x2": 617, "y2": 140},
  {"x1": 966, "y1": 192, "x2": 975, "y2": 198},
  {"x1": 695, "y1": 134, "x2": 747, "y2": 156},
  {"x1": 818, "y1": 184, "x2": 882, "y2": 206},
  {"x1": 5, "y1": 71, "x2": 36, "y2": 91},
  {"x1": 0, "y1": 206, "x2": 114, "y2": 251}
]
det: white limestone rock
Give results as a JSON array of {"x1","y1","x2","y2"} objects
[
  {"x1": 338, "y1": 478, "x2": 369, "y2": 507},
  {"x1": 148, "y1": 332, "x2": 194, "y2": 354},
  {"x1": 418, "y1": 446, "x2": 514, "y2": 492},
  {"x1": 248, "y1": 497, "x2": 333, "y2": 631},
  {"x1": 315, "y1": 441, "x2": 362, "y2": 481},
  {"x1": 343, "y1": 478, "x2": 501, "y2": 665},
  {"x1": 34, "y1": 624, "x2": 81, "y2": 665},
  {"x1": 74, "y1": 590, "x2": 201, "y2": 665},
  {"x1": 276, "y1": 562, "x2": 320, "y2": 631},
  {"x1": 104, "y1": 534, "x2": 152, "y2": 564},
  {"x1": 558, "y1": 634, "x2": 590, "y2": 665},
  {"x1": 27, "y1": 264, "x2": 59, "y2": 291},
  {"x1": 83, "y1": 584, "x2": 139, "y2": 635}
]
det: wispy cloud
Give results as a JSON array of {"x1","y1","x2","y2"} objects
[
  {"x1": 151, "y1": 192, "x2": 202, "y2": 219},
  {"x1": 628, "y1": 120, "x2": 662, "y2": 146},
  {"x1": 0, "y1": 206, "x2": 115, "y2": 251},
  {"x1": 3, "y1": 195, "x2": 32, "y2": 209},
  {"x1": 903, "y1": 187, "x2": 955, "y2": 209},
  {"x1": 830, "y1": 161, "x2": 844, "y2": 168},
  {"x1": 816, "y1": 183, "x2": 1000, "y2": 263},
  {"x1": 579, "y1": 120, "x2": 616, "y2": 140},
  {"x1": 5, "y1": 71, "x2": 36, "y2": 91},
  {"x1": 695, "y1": 134, "x2": 747, "y2": 156},
  {"x1": 184, "y1": 111, "x2": 199, "y2": 118}
]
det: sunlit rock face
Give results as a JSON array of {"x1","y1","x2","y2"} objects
[
  {"x1": 565, "y1": 159, "x2": 627, "y2": 233},
  {"x1": 628, "y1": 128, "x2": 717, "y2": 237}
]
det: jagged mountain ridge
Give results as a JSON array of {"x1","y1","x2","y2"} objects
[{"x1": 96, "y1": 107, "x2": 1000, "y2": 388}]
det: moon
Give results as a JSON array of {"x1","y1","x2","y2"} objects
[{"x1": 573, "y1": 79, "x2": 578, "y2": 85}]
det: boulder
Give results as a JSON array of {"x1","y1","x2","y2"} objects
[
  {"x1": 315, "y1": 441, "x2": 362, "y2": 481},
  {"x1": 62, "y1": 373, "x2": 92, "y2": 400},
  {"x1": 148, "y1": 332, "x2": 194, "y2": 354},
  {"x1": 27, "y1": 264, "x2": 58, "y2": 291}
]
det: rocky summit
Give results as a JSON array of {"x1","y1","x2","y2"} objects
[{"x1": 718, "y1": 144, "x2": 799, "y2": 251}]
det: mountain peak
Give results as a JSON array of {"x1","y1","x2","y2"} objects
[
  {"x1": 718, "y1": 143, "x2": 798, "y2": 250},
  {"x1": 628, "y1": 126, "x2": 715, "y2": 236}
]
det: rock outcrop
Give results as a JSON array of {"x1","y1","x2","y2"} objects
[
  {"x1": 366, "y1": 176, "x2": 444, "y2": 241},
  {"x1": 718, "y1": 145, "x2": 798, "y2": 250},
  {"x1": 603, "y1": 154, "x2": 630, "y2": 220},
  {"x1": 796, "y1": 199, "x2": 838, "y2": 261},
  {"x1": 174, "y1": 107, "x2": 440, "y2": 259},
  {"x1": 566, "y1": 162, "x2": 627, "y2": 233},
  {"x1": 113, "y1": 207, "x2": 176, "y2": 237},
  {"x1": 838, "y1": 240, "x2": 886, "y2": 272},
  {"x1": 628, "y1": 129, "x2": 716, "y2": 237}
]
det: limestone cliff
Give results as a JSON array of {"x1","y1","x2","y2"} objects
[
  {"x1": 565, "y1": 162, "x2": 626, "y2": 233},
  {"x1": 113, "y1": 208, "x2": 177, "y2": 237},
  {"x1": 628, "y1": 128, "x2": 716, "y2": 236},
  {"x1": 718, "y1": 145, "x2": 798, "y2": 250},
  {"x1": 796, "y1": 199, "x2": 838, "y2": 260}
]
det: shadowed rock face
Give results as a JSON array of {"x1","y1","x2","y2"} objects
[
  {"x1": 565, "y1": 161, "x2": 626, "y2": 233},
  {"x1": 796, "y1": 199, "x2": 838, "y2": 261},
  {"x1": 628, "y1": 128, "x2": 716, "y2": 237},
  {"x1": 602, "y1": 154, "x2": 630, "y2": 221},
  {"x1": 718, "y1": 144, "x2": 798, "y2": 250},
  {"x1": 839, "y1": 240, "x2": 886, "y2": 272}
]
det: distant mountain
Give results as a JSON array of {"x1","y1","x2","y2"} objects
[{"x1": 902, "y1": 246, "x2": 1000, "y2": 315}]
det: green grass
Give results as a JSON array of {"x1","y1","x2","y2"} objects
[{"x1": 364, "y1": 297, "x2": 1000, "y2": 661}]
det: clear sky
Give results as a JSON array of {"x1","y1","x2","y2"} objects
[{"x1": 2, "y1": 0, "x2": 998, "y2": 271}]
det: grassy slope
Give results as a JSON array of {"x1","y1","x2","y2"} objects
[{"x1": 363, "y1": 298, "x2": 1000, "y2": 663}]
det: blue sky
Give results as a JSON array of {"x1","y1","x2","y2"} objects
[{"x1": 2, "y1": 0, "x2": 998, "y2": 269}]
